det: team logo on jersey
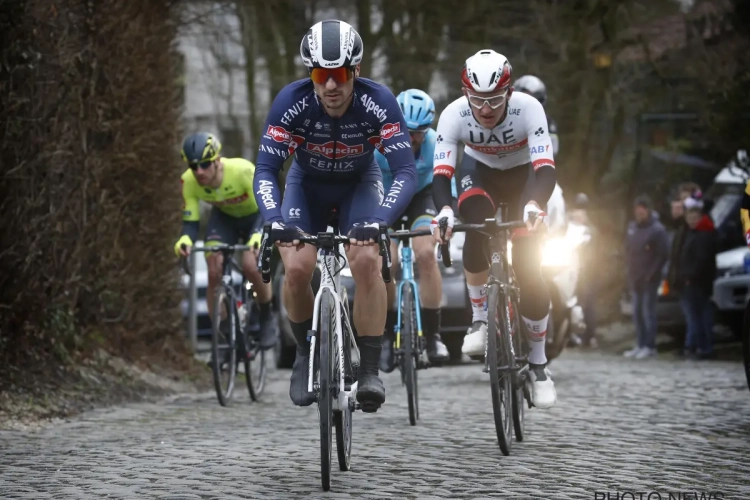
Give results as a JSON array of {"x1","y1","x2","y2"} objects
[
  {"x1": 367, "y1": 135, "x2": 385, "y2": 155},
  {"x1": 306, "y1": 141, "x2": 364, "y2": 159},
  {"x1": 380, "y1": 122, "x2": 401, "y2": 140},
  {"x1": 288, "y1": 134, "x2": 305, "y2": 155},
  {"x1": 266, "y1": 125, "x2": 290, "y2": 143},
  {"x1": 534, "y1": 127, "x2": 545, "y2": 136}
]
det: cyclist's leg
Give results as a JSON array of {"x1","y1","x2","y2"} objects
[
  {"x1": 339, "y1": 169, "x2": 387, "y2": 408},
  {"x1": 280, "y1": 169, "x2": 332, "y2": 406},
  {"x1": 455, "y1": 156, "x2": 495, "y2": 355},
  {"x1": 408, "y1": 187, "x2": 448, "y2": 362},
  {"x1": 204, "y1": 208, "x2": 236, "y2": 321},
  {"x1": 510, "y1": 166, "x2": 556, "y2": 408},
  {"x1": 238, "y1": 213, "x2": 276, "y2": 349}
]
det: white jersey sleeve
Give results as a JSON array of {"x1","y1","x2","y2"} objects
[
  {"x1": 524, "y1": 97, "x2": 556, "y2": 172},
  {"x1": 432, "y1": 99, "x2": 463, "y2": 180}
]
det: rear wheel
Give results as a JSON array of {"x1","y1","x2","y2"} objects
[
  {"x1": 242, "y1": 310, "x2": 267, "y2": 402},
  {"x1": 211, "y1": 289, "x2": 236, "y2": 407},
  {"x1": 487, "y1": 283, "x2": 513, "y2": 455},
  {"x1": 318, "y1": 292, "x2": 334, "y2": 491}
]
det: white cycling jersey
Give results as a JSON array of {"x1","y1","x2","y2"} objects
[{"x1": 433, "y1": 91, "x2": 555, "y2": 178}]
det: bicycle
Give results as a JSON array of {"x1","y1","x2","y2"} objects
[
  {"x1": 446, "y1": 204, "x2": 533, "y2": 455},
  {"x1": 258, "y1": 221, "x2": 392, "y2": 492},
  {"x1": 388, "y1": 217, "x2": 451, "y2": 426},
  {"x1": 182, "y1": 243, "x2": 267, "y2": 407}
]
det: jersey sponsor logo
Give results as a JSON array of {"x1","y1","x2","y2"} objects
[
  {"x1": 467, "y1": 140, "x2": 528, "y2": 155},
  {"x1": 306, "y1": 141, "x2": 364, "y2": 159},
  {"x1": 459, "y1": 108, "x2": 472, "y2": 118},
  {"x1": 258, "y1": 144, "x2": 288, "y2": 158},
  {"x1": 341, "y1": 132, "x2": 363, "y2": 139},
  {"x1": 529, "y1": 145, "x2": 548, "y2": 154},
  {"x1": 532, "y1": 158, "x2": 555, "y2": 170},
  {"x1": 266, "y1": 125, "x2": 290, "y2": 142},
  {"x1": 280, "y1": 96, "x2": 309, "y2": 126},
  {"x1": 534, "y1": 127, "x2": 545, "y2": 136},
  {"x1": 460, "y1": 175, "x2": 472, "y2": 189},
  {"x1": 288, "y1": 207, "x2": 301, "y2": 219},
  {"x1": 434, "y1": 151, "x2": 451, "y2": 160},
  {"x1": 380, "y1": 140, "x2": 410, "y2": 154},
  {"x1": 434, "y1": 165, "x2": 455, "y2": 178},
  {"x1": 381, "y1": 179, "x2": 405, "y2": 209},
  {"x1": 340, "y1": 123, "x2": 359, "y2": 129},
  {"x1": 380, "y1": 122, "x2": 401, "y2": 139},
  {"x1": 208, "y1": 193, "x2": 249, "y2": 207},
  {"x1": 308, "y1": 157, "x2": 355, "y2": 171},
  {"x1": 256, "y1": 179, "x2": 277, "y2": 209},
  {"x1": 360, "y1": 93, "x2": 387, "y2": 123},
  {"x1": 288, "y1": 134, "x2": 305, "y2": 155},
  {"x1": 507, "y1": 107, "x2": 521, "y2": 116},
  {"x1": 367, "y1": 135, "x2": 385, "y2": 155}
]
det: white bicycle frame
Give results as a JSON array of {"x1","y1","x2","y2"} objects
[{"x1": 308, "y1": 228, "x2": 361, "y2": 412}]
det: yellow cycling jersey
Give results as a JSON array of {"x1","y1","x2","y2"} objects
[
  {"x1": 181, "y1": 157, "x2": 260, "y2": 221},
  {"x1": 741, "y1": 180, "x2": 750, "y2": 239}
]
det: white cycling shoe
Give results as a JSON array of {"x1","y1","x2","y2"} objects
[
  {"x1": 462, "y1": 321, "x2": 488, "y2": 356},
  {"x1": 527, "y1": 364, "x2": 557, "y2": 409}
]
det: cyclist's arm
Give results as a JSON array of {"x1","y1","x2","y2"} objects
[
  {"x1": 253, "y1": 85, "x2": 302, "y2": 225},
  {"x1": 525, "y1": 98, "x2": 556, "y2": 207},
  {"x1": 432, "y1": 112, "x2": 460, "y2": 211},
  {"x1": 742, "y1": 180, "x2": 750, "y2": 245},
  {"x1": 375, "y1": 95, "x2": 418, "y2": 226},
  {"x1": 180, "y1": 175, "x2": 200, "y2": 242},
  {"x1": 374, "y1": 150, "x2": 393, "y2": 193}
]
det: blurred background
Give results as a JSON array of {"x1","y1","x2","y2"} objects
[{"x1": 1, "y1": 0, "x2": 748, "y2": 410}]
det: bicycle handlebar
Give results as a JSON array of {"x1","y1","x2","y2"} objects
[
  {"x1": 387, "y1": 219, "x2": 453, "y2": 268},
  {"x1": 179, "y1": 243, "x2": 256, "y2": 277},
  {"x1": 452, "y1": 220, "x2": 527, "y2": 233},
  {"x1": 257, "y1": 223, "x2": 392, "y2": 284}
]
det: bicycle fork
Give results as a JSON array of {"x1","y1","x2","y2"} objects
[{"x1": 394, "y1": 280, "x2": 428, "y2": 368}]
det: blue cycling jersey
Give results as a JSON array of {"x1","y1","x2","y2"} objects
[
  {"x1": 253, "y1": 78, "x2": 418, "y2": 226},
  {"x1": 375, "y1": 128, "x2": 457, "y2": 197}
]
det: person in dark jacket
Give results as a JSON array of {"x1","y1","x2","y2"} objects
[
  {"x1": 667, "y1": 182, "x2": 701, "y2": 292},
  {"x1": 678, "y1": 197, "x2": 718, "y2": 359},
  {"x1": 624, "y1": 195, "x2": 670, "y2": 359}
]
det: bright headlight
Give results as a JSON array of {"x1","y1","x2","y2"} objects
[{"x1": 541, "y1": 237, "x2": 573, "y2": 267}]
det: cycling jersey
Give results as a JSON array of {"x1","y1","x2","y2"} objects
[
  {"x1": 432, "y1": 91, "x2": 556, "y2": 210},
  {"x1": 253, "y1": 77, "x2": 418, "y2": 227},
  {"x1": 374, "y1": 127, "x2": 457, "y2": 197},
  {"x1": 180, "y1": 157, "x2": 260, "y2": 240}
]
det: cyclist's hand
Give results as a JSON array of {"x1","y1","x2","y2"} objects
[
  {"x1": 348, "y1": 222, "x2": 380, "y2": 247},
  {"x1": 430, "y1": 207, "x2": 455, "y2": 244},
  {"x1": 174, "y1": 235, "x2": 193, "y2": 257},
  {"x1": 247, "y1": 231, "x2": 263, "y2": 250},
  {"x1": 523, "y1": 201, "x2": 548, "y2": 232},
  {"x1": 271, "y1": 221, "x2": 303, "y2": 248}
]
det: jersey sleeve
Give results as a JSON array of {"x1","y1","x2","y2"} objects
[
  {"x1": 181, "y1": 171, "x2": 200, "y2": 222},
  {"x1": 373, "y1": 91, "x2": 418, "y2": 225},
  {"x1": 253, "y1": 84, "x2": 303, "y2": 224},
  {"x1": 432, "y1": 104, "x2": 461, "y2": 209},
  {"x1": 374, "y1": 150, "x2": 393, "y2": 191},
  {"x1": 525, "y1": 98, "x2": 557, "y2": 207}
]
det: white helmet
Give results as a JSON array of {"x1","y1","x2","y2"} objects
[
  {"x1": 300, "y1": 20, "x2": 364, "y2": 69},
  {"x1": 461, "y1": 50, "x2": 512, "y2": 92}
]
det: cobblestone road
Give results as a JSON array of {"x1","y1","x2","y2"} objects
[{"x1": 2, "y1": 350, "x2": 749, "y2": 499}]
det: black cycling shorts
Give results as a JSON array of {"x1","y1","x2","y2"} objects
[
  {"x1": 456, "y1": 156, "x2": 534, "y2": 220},
  {"x1": 206, "y1": 208, "x2": 262, "y2": 245}
]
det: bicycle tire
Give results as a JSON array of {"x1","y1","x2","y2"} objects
[
  {"x1": 335, "y1": 305, "x2": 353, "y2": 471},
  {"x1": 508, "y1": 294, "x2": 526, "y2": 442},
  {"x1": 211, "y1": 289, "x2": 236, "y2": 407},
  {"x1": 318, "y1": 291, "x2": 334, "y2": 491},
  {"x1": 402, "y1": 283, "x2": 419, "y2": 426},
  {"x1": 487, "y1": 283, "x2": 514, "y2": 455},
  {"x1": 241, "y1": 305, "x2": 267, "y2": 401}
]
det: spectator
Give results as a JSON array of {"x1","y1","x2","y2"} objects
[
  {"x1": 667, "y1": 182, "x2": 701, "y2": 291},
  {"x1": 678, "y1": 194, "x2": 718, "y2": 360},
  {"x1": 624, "y1": 195, "x2": 670, "y2": 359}
]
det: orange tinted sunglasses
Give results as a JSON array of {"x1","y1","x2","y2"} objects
[{"x1": 310, "y1": 67, "x2": 354, "y2": 85}]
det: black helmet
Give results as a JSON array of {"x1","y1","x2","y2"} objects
[
  {"x1": 300, "y1": 20, "x2": 364, "y2": 69},
  {"x1": 513, "y1": 75, "x2": 547, "y2": 107},
  {"x1": 181, "y1": 132, "x2": 222, "y2": 166}
]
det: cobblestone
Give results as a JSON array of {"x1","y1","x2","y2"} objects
[{"x1": 1, "y1": 350, "x2": 749, "y2": 499}]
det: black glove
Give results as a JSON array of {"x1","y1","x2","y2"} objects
[
  {"x1": 347, "y1": 222, "x2": 381, "y2": 243},
  {"x1": 270, "y1": 221, "x2": 303, "y2": 243}
]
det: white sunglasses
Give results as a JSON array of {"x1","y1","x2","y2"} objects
[{"x1": 466, "y1": 90, "x2": 508, "y2": 110}]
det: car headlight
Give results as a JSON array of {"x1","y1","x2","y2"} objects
[{"x1": 541, "y1": 237, "x2": 573, "y2": 268}]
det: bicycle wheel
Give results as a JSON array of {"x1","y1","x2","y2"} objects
[
  {"x1": 401, "y1": 283, "x2": 419, "y2": 426},
  {"x1": 211, "y1": 289, "x2": 237, "y2": 407},
  {"x1": 241, "y1": 305, "x2": 267, "y2": 401},
  {"x1": 335, "y1": 308, "x2": 353, "y2": 471},
  {"x1": 487, "y1": 283, "x2": 514, "y2": 455},
  {"x1": 318, "y1": 291, "x2": 334, "y2": 491},
  {"x1": 508, "y1": 295, "x2": 526, "y2": 442}
]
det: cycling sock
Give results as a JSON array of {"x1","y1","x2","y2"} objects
[
  {"x1": 524, "y1": 315, "x2": 548, "y2": 365},
  {"x1": 358, "y1": 335, "x2": 383, "y2": 377},
  {"x1": 421, "y1": 308, "x2": 441, "y2": 338},
  {"x1": 468, "y1": 284, "x2": 488, "y2": 323},
  {"x1": 290, "y1": 318, "x2": 313, "y2": 354},
  {"x1": 384, "y1": 308, "x2": 397, "y2": 340}
]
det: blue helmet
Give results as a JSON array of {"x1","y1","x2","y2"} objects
[{"x1": 396, "y1": 89, "x2": 435, "y2": 131}]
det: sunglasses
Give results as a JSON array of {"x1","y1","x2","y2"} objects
[
  {"x1": 466, "y1": 89, "x2": 508, "y2": 110},
  {"x1": 310, "y1": 67, "x2": 354, "y2": 85},
  {"x1": 189, "y1": 161, "x2": 213, "y2": 171}
]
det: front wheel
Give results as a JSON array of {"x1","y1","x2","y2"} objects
[
  {"x1": 400, "y1": 283, "x2": 419, "y2": 426},
  {"x1": 318, "y1": 291, "x2": 334, "y2": 491},
  {"x1": 487, "y1": 284, "x2": 514, "y2": 455},
  {"x1": 241, "y1": 309, "x2": 267, "y2": 401},
  {"x1": 508, "y1": 296, "x2": 526, "y2": 442},
  {"x1": 211, "y1": 289, "x2": 237, "y2": 407}
]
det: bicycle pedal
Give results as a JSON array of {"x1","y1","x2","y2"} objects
[{"x1": 359, "y1": 401, "x2": 380, "y2": 413}]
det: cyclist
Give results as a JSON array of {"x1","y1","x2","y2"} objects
[
  {"x1": 253, "y1": 20, "x2": 417, "y2": 411},
  {"x1": 376, "y1": 88, "x2": 452, "y2": 372},
  {"x1": 430, "y1": 50, "x2": 557, "y2": 409},
  {"x1": 175, "y1": 132, "x2": 277, "y2": 351},
  {"x1": 513, "y1": 75, "x2": 559, "y2": 156}
]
